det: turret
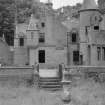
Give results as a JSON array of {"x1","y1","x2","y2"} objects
[
  {"x1": 45, "y1": 0, "x2": 53, "y2": 9},
  {"x1": 81, "y1": 0, "x2": 98, "y2": 10},
  {"x1": 26, "y1": 14, "x2": 39, "y2": 46},
  {"x1": 79, "y1": 0, "x2": 100, "y2": 65},
  {"x1": 33, "y1": 0, "x2": 40, "y2": 3},
  {"x1": 79, "y1": 0, "x2": 99, "y2": 27}
]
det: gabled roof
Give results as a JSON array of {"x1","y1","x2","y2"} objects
[
  {"x1": 81, "y1": 0, "x2": 98, "y2": 10},
  {"x1": 27, "y1": 14, "x2": 39, "y2": 31},
  {"x1": 16, "y1": 23, "x2": 28, "y2": 35}
]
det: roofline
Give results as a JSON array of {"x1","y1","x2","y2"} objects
[
  {"x1": 26, "y1": 29, "x2": 39, "y2": 31},
  {"x1": 78, "y1": 9, "x2": 101, "y2": 13},
  {"x1": 0, "y1": 38, "x2": 9, "y2": 48}
]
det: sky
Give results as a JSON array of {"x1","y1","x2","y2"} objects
[{"x1": 40, "y1": 0, "x2": 98, "y2": 9}]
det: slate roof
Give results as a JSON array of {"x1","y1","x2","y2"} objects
[
  {"x1": 16, "y1": 23, "x2": 28, "y2": 36},
  {"x1": 81, "y1": 0, "x2": 98, "y2": 10}
]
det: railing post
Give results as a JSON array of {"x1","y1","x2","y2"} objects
[
  {"x1": 59, "y1": 64, "x2": 63, "y2": 80},
  {"x1": 37, "y1": 64, "x2": 39, "y2": 73}
]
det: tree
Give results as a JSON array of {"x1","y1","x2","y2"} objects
[
  {"x1": 0, "y1": 0, "x2": 15, "y2": 45},
  {"x1": 98, "y1": 0, "x2": 105, "y2": 13},
  {"x1": 0, "y1": 0, "x2": 33, "y2": 45}
]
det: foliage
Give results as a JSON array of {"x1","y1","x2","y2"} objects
[
  {"x1": 56, "y1": 3, "x2": 81, "y2": 21},
  {"x1": 98, "y1": 0, "x2": 105, "y2": 13},
  {"x1": 0, "y1": 0, "x2": 33, "y2": 46}
]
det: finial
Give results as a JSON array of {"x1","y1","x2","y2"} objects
[{"x1": 2, "y1": 33, "x2": 5, "y2": 42}]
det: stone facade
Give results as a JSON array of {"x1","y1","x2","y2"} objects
[
  {"x1": 0, "y1": 38, "x2": 12, "y2": 65},
  {"x1": 14, "y1": 1, "x2": 67, "y2": 67},
  {"x1": 14, "y1": 0, "x2": 105, "y2": 67},
  {"x1": 62, "y1": 0, "x2": 105, "y2": 66},
  {"x1": 79, "y1": 0, "x2": 105, "y2": 66},
  {"x1": 27, "y1": 47, "x2": 67, "y2": 66}
]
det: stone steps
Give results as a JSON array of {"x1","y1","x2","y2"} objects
[{"x1": 38, "y1": 77, "x2": 62, "y2": 91}]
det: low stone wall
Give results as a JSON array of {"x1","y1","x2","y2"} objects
[
  {"x1": 0, "y1": 66, "x2": 37, "y2": 86},
  {"x1": 63, "y1": 66, "x2": 105, "y2": 82}
]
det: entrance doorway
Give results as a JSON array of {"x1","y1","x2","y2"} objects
[{"x1": 38, "y1": 50, "x2": 45, "y2": 63}]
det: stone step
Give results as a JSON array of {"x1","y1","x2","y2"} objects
[
  {"x1": 39, "y1": 77, "x2": 61, "y2": 82},
  {"x1": 39, "y1": 81, "x2": 62, "y2": 84},
  {"x1": 38, "y1": 76, "x2": 62, "y2": 91},
  {"x1": 39, "y1": 69, "x2": 58, "y2": 78},
  {"x1": 39, "y1": 86, "x2": 62, "y2": 91},
  {"x1": 39, "y1": 83, "x2": 62, "y2": 86},
  {"x1": 39, "y1": 84, "x2": 62, "y2": 88}
]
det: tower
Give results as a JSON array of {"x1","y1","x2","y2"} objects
[
  {"x1": 27, "y1": 14, "x2": 39, "y2": 46},
  {"x1": 79, "y1": 0, "x2": 100, "y2": 65},
  {"x1": 33, "y1": 0, "x2": 40, "y2": 3},
  {"x1": 26, "y1": 14, "x2": 39, "y2": 65},
  {"x1": 45, "y1": 0, "x2": 53, "y2": 9}
]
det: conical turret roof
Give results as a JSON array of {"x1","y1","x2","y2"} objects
[
  {"x1": 81, "y1": 0, "x2": 98, "y2": 10},
  {"x1": 33, "y1": 0, "x2": 40, "y2": 3}
]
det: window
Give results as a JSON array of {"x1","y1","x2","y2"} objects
[
  {"x1": 38, "y1": 50, "x2": 45, "y2": 63},
  {"x1": 41, "y1": 22, "x2": 45, "y2": 27},
  {"x1": 85, "y1": 26, "x2": 89, "y2": 35},
  {"x1": 97, "y1": 47, "x2": 101, "y2": 61},
  {"x1": 102, "y1": 47, "x2": 105, "y2": 60},
  {"x1": 39, "y1": 33, "x2": 45, "y2": 43},
  {"x1": 85, "y1": 27, "x2": 88, "y2": 35},
  {"x1": 19, "y1": 37, "x2": 24, "y2": 46},
  {"x1": 95, "y1": 16, "x2": 97, "y2": 21},
  {"x1": 30, "y1": 32, "x2": 34, "y2": 39},
  {"x1": 73, "y1": 51, "x2": 79, "y2": 62},
  {"x1": 80, "y1": 55, "x2": 83, "y2": 65},
  {"x1": 72, "y1": 32, "x2": 77, "y2": 43},
  {"x1": 94, "y1": 26, "x2": 99, "y2": 30}
]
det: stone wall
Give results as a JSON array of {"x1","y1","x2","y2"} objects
[
  {"x1": 0, "y1": 66, "x2": 35, "y2": 86},
  {"x1": 14, "y1": 47, "x2": 28, "y2": 66},
  {"x1": 29, "y1": 47, "x2": 67, "y2": 66},
  {"x1": 0, "y1": 40, "x2": 11, "y2": 65}
]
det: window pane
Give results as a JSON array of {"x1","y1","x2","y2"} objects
[
  {"x1": 39, "y1": 33, "x2": 45, "y2": 43},
  {"x1": 102, "y1": 47, "x2": 105, "y2": 60},
  {"x1": 72, "y1": 33, "x2": 77, "y2": 43},
  {"x1": 38, "y1": 50, "x2": 45, "y2": 63},
  {"x1": 41, "y1": 22, "x2": 45, "y2": 27},
  {"x1": 19, "y1": 38, "x2": 24, "y2": 46},
  {"x1": 94, "y1": 26, "x2": 99, "y2": 30},
  {"x1": 97, "y1": 47, "x2": 101, "y2": 61},
  {"x1": 73, "y1": 51, "x2": 79, "y2": 62},
  {"x1": 31, "y1": 32, "x2": 34, "y2": 39}
]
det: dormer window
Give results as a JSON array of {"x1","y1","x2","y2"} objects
[
  {"x1": 94, "y1": 26, "x2": 99, "y2": 30},
  {"x1": 72, "y1": 32, "x2": 77, "y2": 43}
]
